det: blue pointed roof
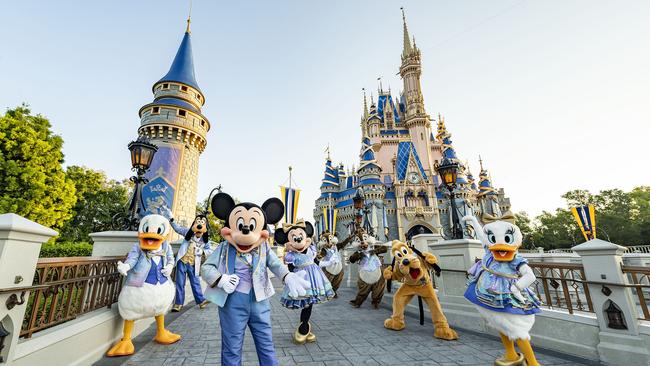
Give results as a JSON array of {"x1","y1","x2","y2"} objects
[
  {"x1": 396, "y1": 141, "x2": 428, "y2": 181},
  {"x1": 321, "y1": 159, "x2": 340, "y2": 189},
  {"x1": 157, "y1": 31, "x2": 201, "y2": 92},
  {"x1": 478, "y1": 169, "x2": 498, "y2": 196},
  {"x1": 377, "y1": 94, "x2": 401, "y2": 124},
  {"x1": 358, "y1": 137, "x2": 381, "y2": 172}
]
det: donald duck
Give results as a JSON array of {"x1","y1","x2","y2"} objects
[
  {"x1": 106, "y1": 214, "x2": 180, "y2": 357},
  {"x1": 463, "y1": 213, "x2": 541, "y2": 366}
]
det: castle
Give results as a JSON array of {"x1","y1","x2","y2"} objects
[
  {"x1": 135, "y1": 18, "x2": 210, "y2": 227},
  {"x1": 313, "y1": 11, "x2": 511, "y2": 242}
]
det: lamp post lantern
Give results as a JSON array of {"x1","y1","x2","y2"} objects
[
  {"x1": 124, "y1": 138, "x2": 158, "y2": 230},
  {"x1": 435, "y1": 158, "x2": 463, "y2": 239}
]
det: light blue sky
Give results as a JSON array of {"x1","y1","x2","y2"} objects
[{"x1": 1, "y1": 1, "x2": 649, "y2": 222}]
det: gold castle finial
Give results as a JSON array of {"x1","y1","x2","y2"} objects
[
  {"x1": 324, "y1": 144, "x2": 331, "y2": 160},
  {"x1": 186, "y1": 0, "x2": 192, "y2": 33},
  {"x1": 479, "y1": 155, "x2": 484, "y2": 171}
]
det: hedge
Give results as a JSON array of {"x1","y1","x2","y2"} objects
[{"x1": 39, "y1": 242, "x2": 93, "y2": 258}]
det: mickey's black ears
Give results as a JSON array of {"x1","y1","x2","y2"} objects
[
  {"x1": 273, "y1": 229, "x2": 288, "y2": 245},
  {"x1": 304, "y1": 221, "x2": 314, "y2": 237},
  {"x1": 262, "y1": 198, "x2": 284, "y2": 225},
  {"x1": 211, "y1": 192, "x2": 236, "y2": 221}
]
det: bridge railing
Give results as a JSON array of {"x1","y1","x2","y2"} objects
[
  {"x1": 621, "y1": 265, "x2": 650, "y2": 320},
  {"x1": 15, "y1": 256, "x2": 123, "y2": 338},
  {"x1": 527, "y1": 262, "x2": 594, "y2": 314}
]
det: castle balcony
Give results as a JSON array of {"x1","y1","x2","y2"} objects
[
  {"x1": 402, "y1": 206, "x2": 436, "y2": 220},
  {"x1": 139, "y1": 112, "x2": 209, "y2": 141}
]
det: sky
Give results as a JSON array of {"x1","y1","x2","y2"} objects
[{"x1": 1, "y1": 0, "x2": 649, "y2": 222}]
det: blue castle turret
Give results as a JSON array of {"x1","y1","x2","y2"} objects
[{"x1": 136, "y1": 17, "x2": 210, "y2": 227}]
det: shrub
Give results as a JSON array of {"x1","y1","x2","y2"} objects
[{"x1": 39, "y1": 242, "x2": 93, "y2": 258}]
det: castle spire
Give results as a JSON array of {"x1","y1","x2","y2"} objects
[
  {"x1": 156, "y1": 19, "x2": 200, "y2": 91},
  {"x1": 401, "y1": 7, "x2": 413, "y2": 59},
  {"x1": 363, "y1": 88, "x2": 369, "y2": 119}
]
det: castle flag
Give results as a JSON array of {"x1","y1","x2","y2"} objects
[
  {"x1": 322, "y1": 206, "x2": 338, "y2": 233},
  {"x1": 280, "y1": 186, "x2": 300, "y2": 224},
  {"x1": 570, "y1": 205, "x2": 596, "y2": 241}
]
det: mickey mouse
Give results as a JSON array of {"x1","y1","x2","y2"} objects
[{"x1": 200, "y1": 192, "x2": 310, "y2": 366}]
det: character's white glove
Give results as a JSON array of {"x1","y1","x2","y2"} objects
[
  {"x1": 284, "y1": 271, "x2": 310, "y2": 298},
  {"x1": 510, "y1": 283, "x2": 526, "y2": 303},
  {"x1": 161, "y1": 265, "x2": 173, "y2": 277},
  {"x1": 218, "y1": 274, "x2": 240, "y2": 294},
  {"x1": 319, "y1": 259, "x2": 333, "y2": 268},
  {"x1": 117, "y1": 261, "x2": 130, "y2": 276}
]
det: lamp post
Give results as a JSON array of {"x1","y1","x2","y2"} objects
[
  {"x1": 435, "y1": 158, "x2": 463, "y2": 239},
  {"x1": 124, "y1": 138, "x2": 158, "y2": 230}
]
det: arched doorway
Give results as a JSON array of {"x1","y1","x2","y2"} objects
[{"x1": 406, "y1": 225, "x2": 433, "y2": 240}]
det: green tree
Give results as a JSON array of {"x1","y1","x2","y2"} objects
[
  {"x1": 514, "y1": 211, "x2": 536, "y2": 248},
  {"x1": 0, "y1": 105, "x2": 76, "y2": 228},
  {"x1": 58, "y1": 166, "x2": 130, "y2": 242}
]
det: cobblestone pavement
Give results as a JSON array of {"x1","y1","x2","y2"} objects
[{"x1": 96, "y1": 282, "x2": 597, "y2": 366}]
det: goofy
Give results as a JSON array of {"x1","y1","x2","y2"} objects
[{"x1": 164, "y1": 207, "x2": 214, "y2": 312}]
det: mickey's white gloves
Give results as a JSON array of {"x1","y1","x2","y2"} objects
[
  {"x1": 285, "y1": 271, "x2": 310, "y2": 298},
  {"x1": 117, "y1": 261, "x2": 130, "y2": 276},
  {"x1": 510, "y1": 283, "x2": 526, "y2": 303},
  {"x1": 218, "y1": 274, "x2": 240, "y2": 294}
]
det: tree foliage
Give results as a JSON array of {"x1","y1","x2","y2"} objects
[
  {"x1": 520, "y1": 186, "x2": 650, "y2": 249},
  {"x1": 0, "y1": 105, "x2": 77, "y2": 228},
  {"x1": 57, "y1": 166, "x2": 130, "y2": 242}
]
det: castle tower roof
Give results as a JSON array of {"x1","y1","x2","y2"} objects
[
  {"x1": 477, "y1": 157, "x2": 498, "y2": 196},
  {"x1": 436, "y1": 115, "x2": 458, "y2": 160},
  {"x1": 321, "y1": 158, "x2": 340, "y2": 189},
  {"x1": 401, "y1": 7, "x2": 418, "y2": 59},
  {"x1": 155, "y1": 22, "x2": 201, "y2": 92},
  {"x1": 358, "y1": 137, "x2": 381, "y2": 174}
]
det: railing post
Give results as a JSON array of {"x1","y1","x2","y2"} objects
[
  {"x1": 89, "y1": 230, "x2": 138, "y2": 257},
  {"x1": 572, "y1": 238, "x2": 650, "y2": 365},
  {"x1": 419, "y1": 236, "x2": 486, "y2": 332},
  {"x1": 0, "y1": 214, "x2": 57, "y2": 364}
]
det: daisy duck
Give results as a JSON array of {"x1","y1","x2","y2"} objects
[
  {"x1": 463, "y1": 212, "x2": 542, "y2": 366},
  {"x1": 275, "y1": 219, "x2": 335, "y2": 344},
  {"x1": 200, "y1": 192, "x2": 310, "y2": 366}
]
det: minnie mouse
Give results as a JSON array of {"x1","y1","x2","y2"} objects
[
  {"x1": 274, "y1": 219, "x2": 335, "y2": 344},
  {"x1": 200, "y1": 192, "x2": 310, "y2": 366}
]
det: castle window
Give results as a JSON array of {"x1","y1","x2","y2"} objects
[
  {"x1": 181, "y1": 85, "x2": 188, "y2": 92},
  {"x1": 201, "y1": 120, "x2": 206, "y2": 128},
  {"x1": 421, "y1": 132, "x2": 424, "y2": 140},
  {"x1": 196, "y1": 93, "x2": 201, "y2": 101},
  {"x1": 162, "y1": 83, "x2": 169, "y2": 90},
  {"x1": 151, "y1": 107, "x2": 160, "y2": 114},
  {"x1": 177, "y1": 109, "x2": 187, "y2": 117}
]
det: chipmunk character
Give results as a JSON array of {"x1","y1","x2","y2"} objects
[
  {"x1": 107, "y1": 214, "x2": 179, "y2": 357},
  {"x1": 463, "y1": 213, "x2": 541, "y2": 366},
  {"x1": 201, "y1": 192, "x2": 310, "y2": 366},
  {"x1": 348, "y1": 229, "x2": 388, "y2": 309},
  {"x1": 163, "y1": 207, "x2": 214, "y2": 312},
  {"x1": 383, "y1": 240, "x2": 458, "y2": 340},
  {"x1": 316, "y1": 230, "x2": 347, "y2": 297},
  {"x1": 275, "y1": 219, "x2": 335, "y2": 344}
]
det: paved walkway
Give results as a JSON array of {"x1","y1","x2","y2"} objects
[{"x1": 96, "y1": 282, "x2": 597, "y2": 366}]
